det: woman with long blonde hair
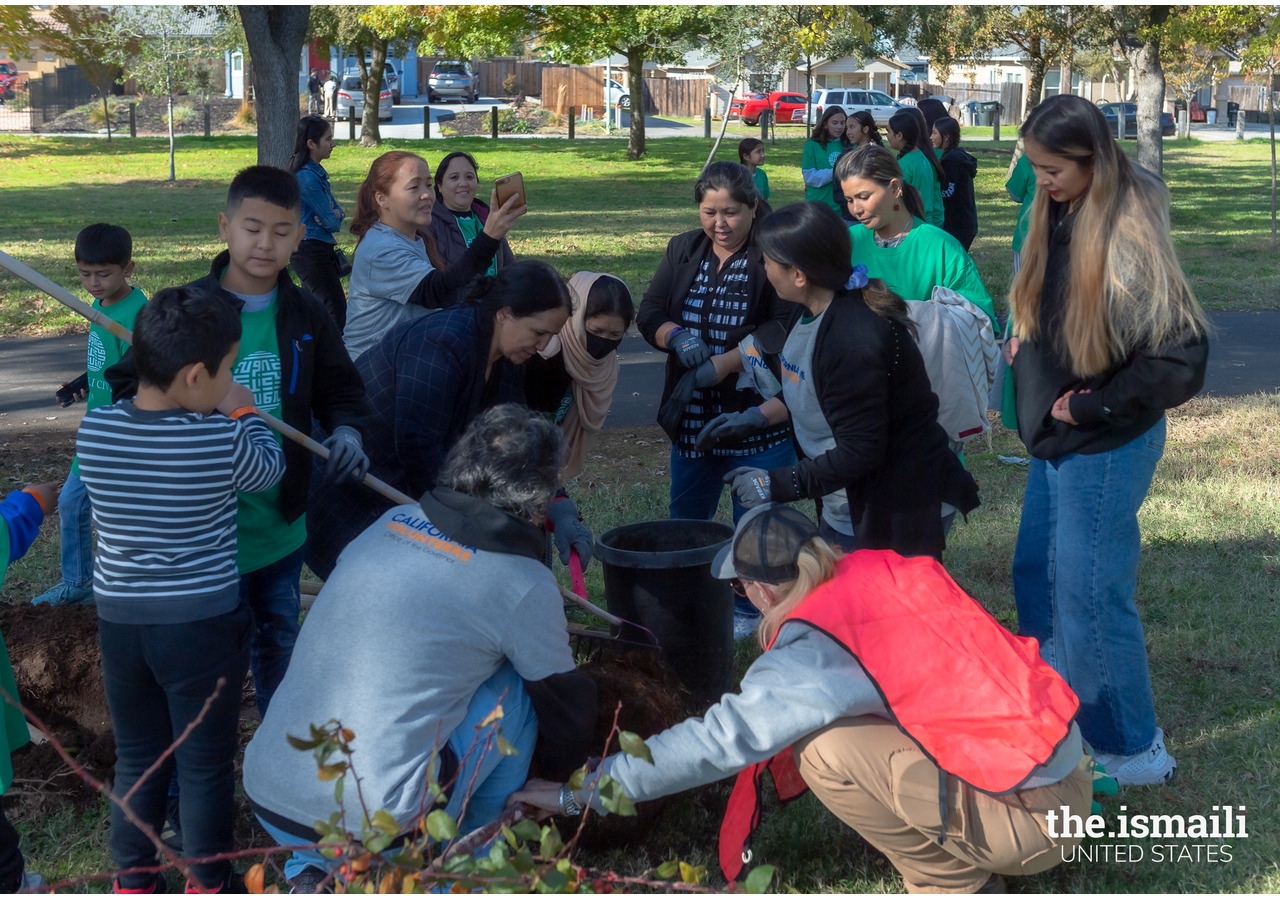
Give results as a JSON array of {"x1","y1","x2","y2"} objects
[
  {"x1": 512, "y1": 503, "x2": 1092, "y2": 893},
  {"x1": 1005, "y1": 94, "x2": 1209, "y2": 787}
]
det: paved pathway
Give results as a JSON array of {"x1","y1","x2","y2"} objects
[{"x1": 2, "y1": 312, "x2": 1275, "y2": 431}]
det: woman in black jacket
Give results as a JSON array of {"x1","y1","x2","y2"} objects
[
  {"x1": 931, "y1": 117, "x2": 979, "y2": 250},
  {"x1": 428, "y1": 152, "x2": 517, "y2": 284},
  {"x1": 1005, "y1": 95, "x2": 1209, "y2": 786},
  {"x1": 698, "y1": 202, "x2": 978, "y2": 560},
  {"x1": 636, "y1": 161, "x2": 797, "y2": 523}
]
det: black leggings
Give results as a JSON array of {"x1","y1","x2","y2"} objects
[
  {"x1": 0, "y1": 804, "x2": 25, "y2": 893},
  {"x1": 291, "y1": 239, "x2": 347, "y2": 334}
]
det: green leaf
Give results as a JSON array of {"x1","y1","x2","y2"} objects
[
  {"x1": 512, "y1": 819, "x2": 542, "y2": 843},
  {"x1": 678, "y1": 861, "x2": 706, "y2": 885},
  {"x1": 333, "y1": 775, "x2": 344, "y2": 804},
  {"x1": 535, "y1": 867, "x2": 569, "y2": 894},
  {"x1": 656, "y1": 859, "x2": 680, "y2": 880},
  {"x1": 287, "y1": 733, "x2": 322, "y2": 751},
  {"x1": 512, "y1": 845, "x2": 536, "y2": 874},
  {"x1": 365, "y1": 831, "x2": 394, "y2": 854},
  {"x1": 500, "y1": 824, "x2": 518, "y2": 850},
  {"x1": 496, "y1": 735, "x2": 520, "y2": 757},
  {"x1": 598, "y1": 778, "x2": 636, "y2": 817},
  {"x1": 567, "y1": 765, "x2": 588, "y2": 791},
  {"x1": 539, "y1": 825, "x2": 564, "y2": 859},
  {"x1": 617, "y1": 730, "x2": 654, "y2": 764},
  {"x1": 317, "y1": 762, "x2": 346, "y2": 782},
  {"x1": 425, "y1": 809, "x2": 459, "y2": 842},
  {"x1": 371, "y1": 809, "x2": 400, "y2": 836},
  {"x1": 744, "y1": 864, "x2": 776, "y2": 893}
]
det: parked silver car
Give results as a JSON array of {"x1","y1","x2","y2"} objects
[
  {"x1": 336, "y1": 73, "x2": 393, "y2": 122},
  {"x1": 429, "y1": 61, "x2": 479, "y2": 103},
  {"x1": 803, "y1": 88, "x2": 903, "y2": 126}
]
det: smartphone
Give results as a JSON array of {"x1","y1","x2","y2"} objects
[
  {"x1": 493, "y1": 172, "x2": 526, "y2": 209},
  {"x1": 56, "y1": 372, "x2": 89, "y2": 407}
]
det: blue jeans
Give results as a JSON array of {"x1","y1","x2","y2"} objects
[
  {"x1": 669, "y1": 439, "x2": 798, "y2": 524},
  {"x1": 57, "y1": 469, "x2": 94, "y2": 588},
  {"x1": 1012, "y1": 417, "x2": 1165, "y2": 757},
  {"x1": 259, "y1": 661, "x2": 538, "y2": 882},
  {"x1": 239, "y1": 547, "x2": 305, "y2": 717}
]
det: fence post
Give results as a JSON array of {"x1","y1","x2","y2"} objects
[
  {"x1": 1178, "y1": 108, "x2": 1189, "y2": 139},
  {"x1": 761, "y1": 117, "x2": 769, "y2": 142},
  {"x1": 348, "y1": 110, "x2": 355, "y2": 141},
  {"x1": 204, "y1": 105, "x2": 211, "y2": 138},
  {"x1": 1117, "y1": 106, "x2": 1126, "y2": 140},
  {"x1": 423, "y1": 105, "x2": 430, "y2": 140},
  {"x1": 128, "y1": 102, "x2": 137, "y2": 138},
  {"x1": 704, "y1": 104, "x2": 711, "y2": 139},
  {"x1": 568, "y1": 106, "x2": 575, "y2": 140},
  {"x1": 992, "y1": 111, "x2": 1000, "y2": 142},
  {"x1": 491, "y1": 105, "x2": 498, "y2": 139},
  {"x1": 1236, "y1": 111, "x2": 1246, "y2": 141}
]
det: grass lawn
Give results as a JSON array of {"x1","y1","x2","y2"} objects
[
  {"x1": 1, "y1": 133, "x2": 1279, "y2": 892},
  {"x1": 2, "y1": 132, "x2": 1279, "y2": 335}
]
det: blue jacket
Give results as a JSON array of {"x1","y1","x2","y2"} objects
[{"x1": 296, "y1": 160, "x2": 344, "y2": 244}]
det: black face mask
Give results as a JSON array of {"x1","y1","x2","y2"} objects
[{"x1": 585, "y1": 332, "x2": 623, "y2": 360}]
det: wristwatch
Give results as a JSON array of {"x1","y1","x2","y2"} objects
[{"x1": 558, "y1": 783, "x2": 583, "y2": 817}]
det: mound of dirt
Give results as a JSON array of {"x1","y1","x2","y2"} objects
[{"x1": 37, "y1": 95, "x2": 252, "y2": 135}]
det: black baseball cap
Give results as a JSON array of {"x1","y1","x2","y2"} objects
[{"x1": 712, "y1": 503, "x2": 820, "y2": 584}]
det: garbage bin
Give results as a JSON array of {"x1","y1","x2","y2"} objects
[
  {"x1": 1207, "y1": 108, "x2": 1217, "y2": 125},
  {"x1": 977, "y1": 100, "x2": 1004, "y2": 126},
  {"x1": 1227, "y1": 102, "x2": 1240, "y2": 127}
]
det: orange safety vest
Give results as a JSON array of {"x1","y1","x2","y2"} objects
[{"x1": 718, "y1": 550, "x2": 1079, "y2": 883}]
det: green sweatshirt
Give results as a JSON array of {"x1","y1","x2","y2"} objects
[
  {"x1": 898, "y1": 148, "x2": 945, "y2": 228},
  {"x1": 802, "y1": 139, "x2": 847, "y2": 211}
]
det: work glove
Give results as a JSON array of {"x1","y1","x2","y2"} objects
[
  {"x1": 668, "y1": 327, "x2": 711, "y2": 369},
  {"x1": 657, "y1": 367, "x2": 699, "y2": 442},
  {"x1": 546, "y1": 496, "x2": 593, "y2": 566},
  {"x1": 724, "y1": 466, "x2": 772, "y2": 510},
  {"x1": 322, "y1": 425, "x2": 370, "y2": 485},
  {"x1": 695, "y1": 407, "x2": 768, "y2": 452},
  {"x1": 693, "y1": 359, "x2": 719, "y2": 389}
]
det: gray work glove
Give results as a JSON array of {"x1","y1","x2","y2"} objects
[
  {"x1": 693, "y1": 359, "x2": 719, "y2": 389},
  {"x1": 546, "y1": 496, "x2": 593, "y2": 566},
  {"x1": 724, "y1": 466, "x2": 772, "y2": 510},
  {"x1": 322, "y1": 425, "x2": 370, "y2": 485},
  {"x1": 695, "y1": 407, "x2": 768, "y2": 452},
  {"x1": 669, "y1": 328, "x2": 711, "y2": 369}
]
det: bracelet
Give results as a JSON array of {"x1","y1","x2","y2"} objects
[
  {"x1": 228, "y1": 406, "x2": 257, "y2": 420},
  {"x1": 558, "y1": 783, "x2": 583, "y2": 817}
]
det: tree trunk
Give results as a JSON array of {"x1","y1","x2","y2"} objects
[
  {"x1": 626, "y1": 49, "x2": 645, "y2": 160},
  {"x1": 102, "y1": 95, "x2": 112, "y2": 142},
  {"x1": 360, "y1": 38, "x2": 388, "y2": 147},
  {"x1": 1124, "y1": 36, "x2": 1165, "y2": 176},
  {"x1": 166, "y1": 78, "x2": 175, "y2": 183},
  {"x1": 1024, "y1": 36, "x2": 1047, "y2": 114},
  {"x1": 237, "y1": 6, "x2": 310, "y2": 169}
]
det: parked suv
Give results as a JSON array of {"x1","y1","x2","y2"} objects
[
  {"x1": 429, "y1": 61, "x2": 479, "y2": 103},
  {"x1": 804, "y1": 88, "x2": 902, "y2": 126}
]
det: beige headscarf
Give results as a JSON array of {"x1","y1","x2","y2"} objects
[{"x1": 540, "y1": 271, "x2": 621, "y2": 480}]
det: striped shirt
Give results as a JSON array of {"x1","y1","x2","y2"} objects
[{"x1": 77, "y1": 401, "x2": 286, "y2": 625}]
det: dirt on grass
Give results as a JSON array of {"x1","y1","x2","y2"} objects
[{"x1": 38, "y1": 95, "x2": 254, "y2": 136}]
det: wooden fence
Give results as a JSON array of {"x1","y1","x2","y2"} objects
[
  {"x1": 474, "y1": 58, "x2": 545, "y2": 98},
  {"x1": 541, "y1": 65, "x2": 614, "y2": 115},
  {"x1": 641, "y1": 76, "x2": 714, "y2": 117}
]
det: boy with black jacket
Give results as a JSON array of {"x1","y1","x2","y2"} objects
[{"x1": 108, "y1": 166, "x2": 372, "y2": 717}]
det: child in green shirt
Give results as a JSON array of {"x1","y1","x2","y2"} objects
[
  {"x1": 33, "y1": 224, "x2": 147, "y2": 607},
  {"x1": 738, "y1": 138, "x2": 771, "y2": 202}
]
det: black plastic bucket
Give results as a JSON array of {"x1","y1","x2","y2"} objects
[{"x1": 595, "y1": 519, "x2": 735, "y2": 710}]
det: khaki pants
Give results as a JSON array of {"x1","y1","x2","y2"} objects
[{"x1": 796, "y1": 716, "x2": 1092, "y2": 893}]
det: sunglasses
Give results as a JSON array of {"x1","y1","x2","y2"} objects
[{"x1": 730, "y1": 578, "x2": 751, "y2": 597}]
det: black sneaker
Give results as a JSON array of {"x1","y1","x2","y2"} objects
[{"x1": 287, "y1": 867, "x2": 333, "y2": 894}]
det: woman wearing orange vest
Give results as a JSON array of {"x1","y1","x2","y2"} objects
[{"x1": 512, "y1": 504, "x2": 1093, "y2": 892}]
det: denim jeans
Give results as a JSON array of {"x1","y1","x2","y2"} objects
[
  {"x1": 669, "y1": 439, "x2": 797, "y2": 524},
  {"x1": 1012, "y1": 417, "x2": 1165, "y2": 757},
  {"x1": 57, "y1": 469, "x2": 94, "y2": 588},
  {"x1": 240, "y1": 547, "x2": 305, "y2": 717},
  {"x1": 99, "y1": 603, "x2": 251, "y2": 890},
  {"x1": 259, "y1": 661, "x2": 538, "y2": 882}
]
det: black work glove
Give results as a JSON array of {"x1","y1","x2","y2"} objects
[
  {"x1": 657, "y1": 367, "x2": 699, "y2": 442},
  {"x1": 668, "y1": 328, "x2": 711, "y2": 369},
  {"x1": 695, "y1": 407, "x2": 768, "y2": 452},
  {"x1": 546, "y1": 496, "x2": 593, "y2": 566},
  {"x1": 724, "y1": 466, "x2": 772, "y2": 510},
  {"x1": 322, "y1": 425, "x2": 370, "y2": 485},
  {"x1": 693, "y1": 359, "x2": 719, "y2": 389}
]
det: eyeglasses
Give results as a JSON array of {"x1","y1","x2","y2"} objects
[{"x1": 730, "y1": 578, "x2": 750, "y2": 597}]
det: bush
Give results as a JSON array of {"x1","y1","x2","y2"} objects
[
  {"x1": 231, "y1": 99, "x2": 255, "y2": 128},
  {"x1": 168, "y1": 102, "x2": 197, "y2": 126},
  {"x1": 86, "y1": 96, "x2": 124, "y2": 127},
  {"x1": 502, "y1": 74, "x2": 518, "y2": 96}
]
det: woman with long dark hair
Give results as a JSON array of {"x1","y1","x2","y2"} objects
[
  {"x1": 836, "y1": 144, "x2": 996, "y2": 328},
  {"x1": 886, "y1": 109, "x2": 945, "y2": 228},
  {"x1": 931, "y1": 116, "x2": 979, "y2": 250},
  {"x1": 341, "y1": 151, "x2": 525, "y2": 360},
  {"x1": 1006, "y1": 94, "x2": 1209, "y2": 786},
  {"x1": 697, "y1": 201, "x2": 977, "y2": 559},
  {"x1": 832, "y1": 110, "x2": 883, "y2": 222},
  {"x1": 287, "y1": 115, "x2": 348, "y2": 332},
  {"x1": 307, "y1": 261, "x2": 575, "y2": 579},
  {"x1": 801, "y1": 106, "x2": 851, "y2": 213},
  {"x1": 427, "y1": 151, "x2": 516, "y2": 290}
]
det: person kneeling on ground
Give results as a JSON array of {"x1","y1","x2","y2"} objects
[
  {"x1": 244, "y1": 405, "x2": 598, "y2": 894},
  {"x1": 513, "y1": 504, "x2": 1092, "y2": 893}
]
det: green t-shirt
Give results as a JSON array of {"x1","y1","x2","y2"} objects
[
  {"x1": 453, "y1": 212, "x2": 498, "y2": 277},
  {"x1": 1006, "y1": 153, "x2": 1037, "y2": 254},
  {"x1": 898, "y1": 148, "x2": 945, "y2": 229},
  {"x1": 802, "y1": 139, "x2": 846, "y2": 211},
  {"x1": 848, "y1": 219, "x2": 997, "y2": 330},
  {"x1": 231, "y1": 295, "x2": 306, "y2": 573},
  {"x1": 71, "y1": 286, "x2": 150, "y2": 476},
  {"x1": 752, "y1": 167, "x2": 771, "y2": 202}
]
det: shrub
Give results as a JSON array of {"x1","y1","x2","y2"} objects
[
  {"x1": 86, "y1": 96, "x2": 124, "y2": 127},
  {"x1": 502, "y1": 74, "x2": 518, "y2": 95},
  {"x1": 168, "y1": 102, "x2": 197, "y2": 126},
  {"x1": 231, "y1": 99, "x2": 255, "y2": 128}
]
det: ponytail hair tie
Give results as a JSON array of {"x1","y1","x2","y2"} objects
[{"x1": 845, "y1": 265, "x2": 868, "y2": 291}]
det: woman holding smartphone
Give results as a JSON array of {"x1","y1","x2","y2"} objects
[{"x1": 1006, "y1": 95, "x2": 1209, "y2": 786}]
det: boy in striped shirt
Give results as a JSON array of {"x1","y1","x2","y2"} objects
[{"x1": 77, "y1": 285, "x2": 284, "y2": 893}]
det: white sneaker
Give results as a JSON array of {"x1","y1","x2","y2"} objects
[
  {"x1": 18, "y1": 870, "x2": 48, "y2": 892},
  {"x1": 1092, "y1": 727, "x2": 1176, "y2": 787}
]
